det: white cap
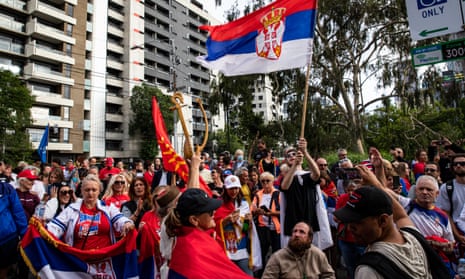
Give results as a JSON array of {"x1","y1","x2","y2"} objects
[{"x1": 224, "y1": 175, "x2": 241, "y2": 189}]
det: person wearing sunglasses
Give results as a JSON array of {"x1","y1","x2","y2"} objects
[
  {"x1": 44, "y1": 181, "x2": 77, "y2": 223},
  {"x1": 102, "y1": 174, "x2": 130, "y2": 210},
  {"x1": 280, "y1": 138, "x2": 332, "y2": 250},
  {"x1": 214, "y1": 175, "x2": 261, "y2": 275},
  {"x1": 251, "y1": 171, "x2": 280, "y2": 277},
  {"x1": 437, "y1": 154, "x2": 465, "y2": 251}
]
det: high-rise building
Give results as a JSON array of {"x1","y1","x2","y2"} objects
[
  {"x1": 0, "y1": 0, "x2": 81, "y2": 161},
  {"x1": 0, "y1": 0, "x2": 222, "y2": 162}
]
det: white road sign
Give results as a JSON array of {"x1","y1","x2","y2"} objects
[{"x1": 405, "y1": 0, "x2": 463, "y2": 41}]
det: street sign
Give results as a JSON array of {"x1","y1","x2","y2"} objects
[
  {"x1": 411, "y1": 44, "x2": 443, "y2": 67},
  {"x1": 411, "y1": 37, "x2": 465, "y2": 67},
  {"x1": 405, "y1": 0, "x2": 463, "y2": 41}
]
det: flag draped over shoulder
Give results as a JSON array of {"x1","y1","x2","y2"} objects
[
  {"x1": 20, "y1": 217, "x2": 139, "y2": 279},
  {"x1": 152, "y1": 97, "x2": 212, "y2": 196},
  {"x1": 38, "y1": 124, "x2": 49, "y2": 163},
  {"x1": 197, "y1": 0, "x2": 318, "y2": 76}
]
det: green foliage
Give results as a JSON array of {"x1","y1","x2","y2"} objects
[
  {"x1": 210, "y1": 129, "x2": 244, "y2": 157},
  {"x1": 0, "y1": 70, "x2": 34, "y2": 164},
  {"x1": 129, "y1": 84, "x2": 173, "y2": 160}
]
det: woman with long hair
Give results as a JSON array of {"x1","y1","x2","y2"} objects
[
  {"x1": 102, "y1": 173, "x2": 130, "y2": 209},
  {"x1": 44, "y1": 182, "x2": 76, "y2": 223},
  {"x1": 213, "y1": 175, "x2": 259, "y2": 275},
  {"x1": 121, "y1": 177, "x2": 152, "y2": 228}
]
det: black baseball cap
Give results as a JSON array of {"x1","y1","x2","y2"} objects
[
  {"x1": 334, "y1": 187, "x2": 393, "y2": 223},
  {"x1": 176, "y1": 188, "x2": 222, "y2": 217}
]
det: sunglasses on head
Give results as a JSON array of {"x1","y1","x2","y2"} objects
[
  {"x1": 453, "y1": 162, "x2": 465, "y2": 167},
  {"x1": 287, "y1": 152, "x2": 297, "y2": 158},
  {"x1": 60, "y1": 190, "x2": 73, "y2": 195}
]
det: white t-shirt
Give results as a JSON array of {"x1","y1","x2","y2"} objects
[{"x1": 436, "y1": 179, "x2": 465, "y2": 221}]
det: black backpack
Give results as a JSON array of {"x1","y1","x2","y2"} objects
[{"x1": 357, "y1": 227, "x2": 450, "y2": 279}]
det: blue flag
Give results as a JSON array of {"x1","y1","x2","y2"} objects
[{"x1": 37, "y1": 124, "x2": 49, "y2": 163}]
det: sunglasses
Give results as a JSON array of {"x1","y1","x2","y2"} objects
[
  {"x1": 319, "y1": 164, "x2": 328, "y2": 167},
  {"x1": 114, "y1": 181, "x2": 125, "y2": 185},
  {"x1": 261, "y1": 179, "x2": 271, "y2": 184},
  {"x1": 453, "y1": 162, "x2": 465, "y2": 167},
  {"x1": 60, "y1": 190, "x2": 73, "y2": 195},
  {"x1": 287, "y1": 152, "x2": 297, "y2": 158},
  {"x1": 424, "y1": 168, "x2": 437, "y2": 172}
]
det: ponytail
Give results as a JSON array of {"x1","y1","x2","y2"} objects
[{"x1": 165, "y1": 209, "x2": 183, "y2": 237}]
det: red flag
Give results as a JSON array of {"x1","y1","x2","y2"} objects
[{"x1": 152, "y1": 97, "x2": 212, "y2": 196}]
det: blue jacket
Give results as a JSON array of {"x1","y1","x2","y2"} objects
[{"x1": 0, "y1": 181, "x2": 28, "y2": 245}]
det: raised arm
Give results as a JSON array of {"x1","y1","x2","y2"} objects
[
  {"x1": 356, "y1": 164, "x2": 414, "y2": 228},
  {"x1": 298, "y1": 137, "x2": 320, "y2": 181},
  {"x1": 187, "y1": 149, "x2": 201, "y2": 188}
]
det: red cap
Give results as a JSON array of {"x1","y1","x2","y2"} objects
[{"x1": 18, "y1": 169, "x2": 39, "y2": 180}]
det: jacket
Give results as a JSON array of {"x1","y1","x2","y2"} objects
[
  {"x1": 47, "y1": 199, "x2": 132, "y2": 247},
  {"x1": 0, "y1": 181, "x2": 28, "y2": 244},
  {"x1": 252, "y1": 188, "x2": 281, "y2": 233}
]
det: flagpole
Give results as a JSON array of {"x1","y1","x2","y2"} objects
[
  {"x1": 46, "y1": 123, "x2": 49, "y2": 163},
  {"x1": 300, "y1": 64, "x2": 311, "y2": 138}
]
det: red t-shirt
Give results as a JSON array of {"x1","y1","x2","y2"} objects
[
  {"x1": 103, "y1": 194, "x2": 130, "y2": 209},
  {"x1": 99, "y1": 167, "x2": 121, "y2": 181},
  {"x1": 336, "y1": 193, "x2": 356, "y2": 243},
  {"x1": 73, "y1": 205, "x2": 112, "y2": 250}
]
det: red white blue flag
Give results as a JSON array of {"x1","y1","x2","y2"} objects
[
  {"x1": 20, "y1": 218, "x2": 139, "y2": 279},
  {"x1": 197, "y1": 0, "x2": 318, "y2": 76}
]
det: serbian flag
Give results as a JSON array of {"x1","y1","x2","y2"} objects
[
  {"x1": 197, "y1": 0, "x2": 318, "y2": 76},
  {"x1": 20, "y1": 217, "x2": 139, "y2": 279},
  {"x1": 152, "y1": 96, "x2": 212, "y2": 196},
  {"x1": 138, "y1": 211, "x2": 162, "y2": 279}
]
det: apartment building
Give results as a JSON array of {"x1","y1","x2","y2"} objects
[
  {"x1": 0, "y1": 0, "x2": 221, "y2": 162},
  {"x1": 0, "y1": 0, "x2": 81, "y2": 161}
]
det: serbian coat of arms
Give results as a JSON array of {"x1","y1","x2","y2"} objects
[{"x1": 256, "y1": 7, "x2": 286, "y2": 60}]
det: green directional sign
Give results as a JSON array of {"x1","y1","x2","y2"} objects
[{"x1": 411, "y1": 38, "x2": 465, "y2": 67}]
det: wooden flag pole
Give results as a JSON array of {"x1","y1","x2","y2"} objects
[{"x1": 300, "y1": 65, "x2": 311, "y2": 138}]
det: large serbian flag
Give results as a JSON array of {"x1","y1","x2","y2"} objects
[
  {"x1": 152, "y1": 96, "x2": 212, "y2": 196},
  {"x1": 20, "y1": 217, "x2": 139, "y2": 279},
  {"x1": 197, "y1": 0, "x2": 318, "y2": 76}
]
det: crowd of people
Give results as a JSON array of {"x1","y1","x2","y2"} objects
[{"x1": 0, "y1": 136, "x2": 463, "y2": 278}]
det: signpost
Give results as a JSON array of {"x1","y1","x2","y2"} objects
[
  {"x1": 405, "y1": 0, "x2": 464, "y2": 41},
  {"x1": 411, "y1": 37, "x2": 465, "y2": 67}
]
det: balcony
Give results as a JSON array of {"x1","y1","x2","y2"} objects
[
  {"x1": 107, "y1": 58, "x2": 124, "y2": 71},
  {"x1": 105, "y1": 112, "x2": 124, "y2": 122},
  {"x1": 24, "y1": 63, "x2": 74, "y2": 85},
  {"x1": 0, "y1": 17, "x2": 25, "y2": 34},
  {"x1": 106, "y1": 94, "x2": 123, "y2": 105},
  {"x1": 84, "y1": 99, "x2": 90, "y2": 110},
  {"x1": 106, "y1": 76, "x2": 123, "y2": 88},
  {"x1": 0, "y1": 40, "x2": 24, "y2": 55},
  {"x1": 32, "y1": 117, "x2": 73, "y2": 129},
  {"x1": 26, "y1": 18, "x2": 76, "y2": 45},
  {"x1": 0, "y1": 0, "x2": 26, "y2": 11},
  {"x1": 32, "y1": 141, "x2": 73, "y2": 151},
  {"x1": 110, "y1": 0, "x2": 124, "y2": 7},
  {"x1": 26, "y1": 42, "x2": 74, "y2": 64},
  {"x1": 108, "y1": 9, "x2": 124, "y2": 22},
  {"x1": 82, "y1": 119, "x2": 90, "y2": 131},
  {"x1": 108, "y1": 41, "x2": 123, "y2": 54},
  {"x1": 30, "y1": 86, "x2": 74, "y2": 107},
  {"x1": 28, "y1": 0, "x2": 76, "y2": 25},
  {"x1": 107, "y1": 24, "x2": 123, "y2": 38},
  {"x1": 82, "y1": 140, "x2": 90, "y2": 152},
  {"x1": 106, "y1": 130, "x2": 124, "y2": 140}
]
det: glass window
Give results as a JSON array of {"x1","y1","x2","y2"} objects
[
  {"x1": 67, "y1": 4, "x2": 74, "y2": 17},
  {"x1": 63, "y1": 85, "x2": 71, "y2": 98}
]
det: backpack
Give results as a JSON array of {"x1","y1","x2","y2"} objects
[
  {"x1": 445, "y1": 180, "x2": 454, "y2": 216},
  {"x1": 357, "y1": 227, "x2": 450, "y2": 279}
]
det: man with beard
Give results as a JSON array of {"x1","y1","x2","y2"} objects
[
  {"x1": 437, "y1": 154, "x2": 465, "y2": 252},
  {"x1": 262, "y1": 222, "x2": 335, "y2": 279}
]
